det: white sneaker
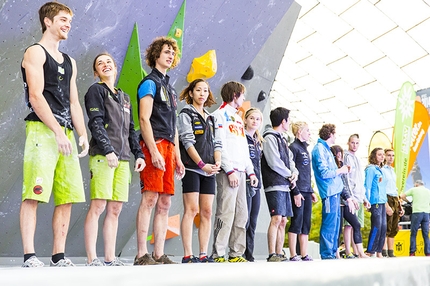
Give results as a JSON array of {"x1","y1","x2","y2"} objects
[
  {"x1": 22, "y1": 256, "x2": 44, "y2": 268},
  {"x1": 86, "y1": 258, "x2": 105, "y2": 266},
  {"x1": 50, "y1": 257, "x2": 75, "y2": 267},
  {"x1": 104, "y1": 257, "x2": 125, "y2": 266}
]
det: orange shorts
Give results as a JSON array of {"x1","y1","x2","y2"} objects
[{"x1": 140, "y1": 139, "x2": 175, "y2": 195}]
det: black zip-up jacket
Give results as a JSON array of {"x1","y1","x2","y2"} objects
[
  {"x1": 85, "y1": 82, "x2": 144, "y2": 161},
  {"x1": 289, "y1": 138, "x2": 313, "y2": 195},
  {"x1": 137, "y1": 68, "x2": 177, "y2": 143},
  {"x1": 179, "y1": 107, "x2": 215, "y2": 169},
  {"x1": 261, "y1": 131, "x2": 291, "y2": 189},
  {"x1": 246, "y1": 131, "x2": 262, "y2": 189}
]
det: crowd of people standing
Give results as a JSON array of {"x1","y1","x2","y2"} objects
[{"x1": 18, "y1": 1, "x2": 430, "y2": 268}]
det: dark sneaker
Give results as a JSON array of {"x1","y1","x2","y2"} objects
[
  {"x1": 134, "y1": 253, "x2": 157, "y2": 265},
  {"x1": 410, "y1": 253, "x2": 415, "y2": 256},
  {"x1": 182, "y1": 255, "x2": 200, "y2": 263},
  {"x1": 213, "y1": 256, "x2": 226, "y2": 263},
  {"x1": 289, "y1": 255, "x2": 301, "y2": 262},
  {"x1": 154, "y1": 254, "x2": 177, "y2": 264},
  {"x1": 301, "y1": 255, "x2": 313, "y2": 261},
  {"x1": 267, "y1": 254, "x2": 282, "y2": 262},
  {"x1": 228, "y1": 256, "x2": 248, "y2": 263},
  {"x1": 344, "y1": 254, "x2": 356, "y2": 259},
  {"x1": 199, "y1": 256, "x2": 215, "y2": 263},
  {"x1": 22, "y1": 256, "x2": 44, "y2": 268},
  {"x1": 277, "y1": 253, "x2": 288, "y2": 261}
]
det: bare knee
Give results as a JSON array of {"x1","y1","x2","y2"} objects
[
  {"x1": 199, "y1": 207, "x2": 212, "y2": 221},
  {"x1": 140, "y1": 192, "x2": 159, "y2": 209},
  {"x1": 89, "y1": 200, "x2": 107, "y2": 216},
  {"x1": 107, "y1": 202, "x2": 123, "y2": 217},
  {"x1": 156, "y1": 195, "x2": 171, "y2": 214},
  {"x1": 270, "y1": 215, "x2": 282, "y2": 227}
]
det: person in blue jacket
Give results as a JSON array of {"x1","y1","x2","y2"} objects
[
  {"x1": 364, "y1": 147, "x2": 387, "y2": 258},
  {"x1": 311, "y1": 124, "x2": 349, "y2": 259}
]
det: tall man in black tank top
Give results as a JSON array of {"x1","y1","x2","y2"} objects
[{"x1": 20, "y1": 2, "x2": 89, "y2": 267}]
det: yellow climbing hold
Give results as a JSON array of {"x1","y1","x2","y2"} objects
[{"x1": 186, "y1": 50, "x2": 217, "y2": 82}]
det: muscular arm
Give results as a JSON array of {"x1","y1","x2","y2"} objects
[
  {"x1": 69, "y1": 57, "x2": 89, "y2": 157},
  {"x1": 139, "y1": 95, "x2": 164, "y2": 169}
]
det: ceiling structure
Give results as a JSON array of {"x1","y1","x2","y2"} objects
[{"x1": 270, "y1": 0, "x2": 430, "y2": 159}]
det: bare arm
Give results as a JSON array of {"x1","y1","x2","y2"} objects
[
  {"x1": 174, "y1": 128, "x2": 185, "y2": 179},
  {"x1": 69, "y1": 57, "x2": 89, "y2": 158},
  {"x1": 23, "y1": 45, "x2": 71, "y2": 156},
  {"x1": 139, "y1": 95, "x2": 165, "y2": 170}
]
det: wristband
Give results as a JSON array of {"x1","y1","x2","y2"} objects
[{"x1": 197, "y1": 160, "x2": 206, "y2": 169}]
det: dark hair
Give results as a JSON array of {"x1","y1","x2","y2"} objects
[
  {"x1": 145, "y1": 36, "x2": 180, "y2": 69},
  {"x1": 330, "y1": 145, "x2": 343, "y2": 168},
  {"x1": 39, "y1": 2, "x2": 73, "y2": 33},
  {"x1": 92, "y1": 52, "x2": 116, "y2": 72},
  {"x1": 369, "y1": 147, "x2": 384, "y2": 166},
  {"x1": 319, "y1": 124, "x2": 336, "y2": 140},
  {"x1": 270, "y1": 107, "x2": 290, "y2": 127},
  {"x1": 179, "y1": 79, "x2": 216, "y2": 107},
  {"x1": 220, "y1": 81, "x2": 245, "y2": 103}
]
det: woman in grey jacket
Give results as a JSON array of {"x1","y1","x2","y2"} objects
[{"x1": 178, "y1": 79, "x2": 221, "y2": 263}]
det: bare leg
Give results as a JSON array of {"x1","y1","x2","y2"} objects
[
  {"x1": 136, "y1": 192, "x2": 158, "y2": 258},
  {"x1": 299, "y1": 234, "x2": 309, "y2": 257},
  {"x1": 153, "y1": 193, "x2": 171, "y2": 259},
  {"x1": 288, "y1": 232, "x2": 297, "y2": 257},
  {"x1": 20, "y1": 199, "x2": 38, "y2": 254},
  {"x1": 103, "y1": 201, "x2": 123, "y2": 262},
  {"x1": 198, "y1": 194, "x2": 214, "y2": 257},
  {"x1": 267, "y1": 215, "x2": 281, "y2": 254},
  {"x1": 356, "y1": 243, "x2": 369, "y2": 258},
  {"x1": 84, "y1": 199, "x2": 107, "y2": 262},
  {"x1": 276, "y1": 217, "x2": 287, "y2": 254},
  {"x1": 52, "y1": 203, "x2": 72, "y2": 255},
  {"x1": 181, "y1": 193, "x2": 199, "y2": 256},
  {"x1": 344, "y1": 225, "x2": 353, "y2": 255}
]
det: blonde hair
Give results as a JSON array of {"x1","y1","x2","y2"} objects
[
  {"x1": 244, "y1": 107, "x2": 264, "y2": 144},
  {"x1": 292, "y1": 121, "x2": 308, "y2": 137}
]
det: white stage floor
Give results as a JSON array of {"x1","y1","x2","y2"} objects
[{"x1": 1, "y1": 256, "x2": 429, "y2": 286}]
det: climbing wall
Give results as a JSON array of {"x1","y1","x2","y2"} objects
[{"x1": 0, "y1": 0, "x2": 298, "y2": 257}]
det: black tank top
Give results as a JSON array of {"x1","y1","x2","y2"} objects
[{"x1": 22, "y1": 43, "x2": 73, "y2": 129}]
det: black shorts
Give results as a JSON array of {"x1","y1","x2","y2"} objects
[
  {"x1": 265, "y1": 190, "x2": 293, "y2": 217},
  {"x1": 181, "y1": 170, "x2": 215, "y2": 195},
  {"x1": 288, "y1": 192, "x2": 313, "y2": 235}
]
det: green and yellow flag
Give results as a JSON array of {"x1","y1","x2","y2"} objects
[{"x1": 394, "y1": 81, "x2": 416, "y2": 193}]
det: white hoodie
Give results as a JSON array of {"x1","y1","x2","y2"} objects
[{"x1": 212, "y1": 102, "x2": 254, "y2": 175}]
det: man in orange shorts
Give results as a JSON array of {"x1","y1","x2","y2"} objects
[{"x1": 134, "y1": 36, "x2": 185, "y2": 265}]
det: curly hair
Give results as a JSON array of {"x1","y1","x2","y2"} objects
[
  {"x1": 145, "y1": 36, "x2": 180, "y2": 69},
  {"x1": 319, "y1": 124, "x2": 336, "y2": 141},
  {"x1": 368, "y1": 147, "x2": 384, "y2": 166},
  {"x1": 179, "y1": 79, "x2": 216, "y2": 107},
  {"x1": 39, "y1": 2, "x2": 73, "y2": 33}
]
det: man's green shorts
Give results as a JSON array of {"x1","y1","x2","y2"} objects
[
  {"x1": 22, "y1": 121, "x2": 85, "y2": 205},
  {"x1": 89, "y1": 155, "x2": 130, "y2": 202}
]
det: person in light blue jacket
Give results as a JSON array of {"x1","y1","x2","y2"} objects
[
  {"x1": 364, "y1": 147, "x2": 387, "y2": 258},
  {"x1": 311, "y1": 124, "x2": 349, "y2": 259}
]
